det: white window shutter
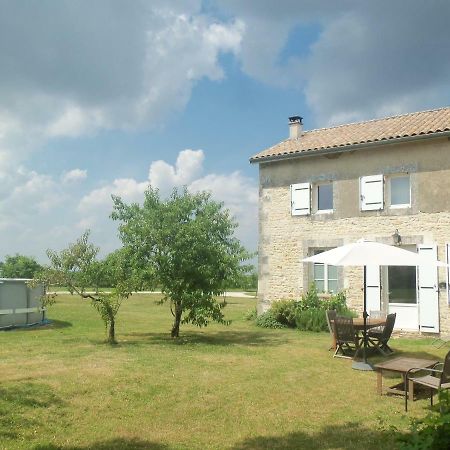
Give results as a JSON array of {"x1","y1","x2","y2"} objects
[
  {"x1": 291, "y1": 183, "x2": 311, "y2": 216},
  {"x1": 418, "y1": 244, "x2": 440, "y2": 333},
  {"x1": 360, "y1": 174, "x2": 384, "y2": 211},
  {"x1": 366, "y1": 265, "x2": 381, "y2": 312}
]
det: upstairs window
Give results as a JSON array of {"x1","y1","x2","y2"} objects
[
  {"x1": 390, "y1": 175, "x2": 410, "y2": 208},
  {"x1": 317, "y1": 183, "x2": 333, "y2": 212}
]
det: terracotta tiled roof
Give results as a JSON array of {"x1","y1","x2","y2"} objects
[{"x1": 250, "y1": 107, "x2": 450, "y2": 163}]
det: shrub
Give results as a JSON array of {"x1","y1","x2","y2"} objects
[
  {"x1": 323, "y1": 291, "x2": 348, "y2": 313},
  {"x1": 397, "y1": 390, "x2": 450, "y2": 449},
  {"x1": 270, "y1": 300, "x2": 300, "y2": 327},
  {"x1": 254, "y1": 285, "x2": 354, "y2": 332},
  {"x1": 299, "y1": 283, "x2": 321, "y2": 310},
  {"x1": 294, "y1": 284, "x2": 355, "y2": 332},
  {"x1": 255, "y1": 310, "x2": 286, "y2": 329},
  {"x1": 295, "y1": 309, "x2": 327, "y2": 332}
]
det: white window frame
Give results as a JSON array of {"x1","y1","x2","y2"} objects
[
  {"x1": 389, "y1": 174, "x2": 411, "y2": 209},
  {"x1": 313, "y1": 262, "x2": 338, "y2": 293},
  {"x1": 315, "y1": 182, "x2": 334, "y2": 214},
  {"x1": 313, "y1": 249, "x2": 338, "y2": 293}
]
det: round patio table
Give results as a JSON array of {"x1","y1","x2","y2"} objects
[{"x1": 352, "y1": 317, "x2": 386, "y2": 330}]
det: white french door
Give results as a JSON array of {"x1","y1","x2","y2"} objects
[
  {"x1": 383, "y1": 244, "x2": 440, "y2": 332},
  {"x1": 386, "y1": 245, "x2": 419, "y2": 330},
  {"x1": 417, "y1": 245, "x2": 439, "y2": 333}
]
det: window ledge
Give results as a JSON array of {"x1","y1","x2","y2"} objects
[
  {"x1": 315, "y1": 209, "x2": 334, "y2": 215},
  {"x1": 390, "y1": 204, "x2": 411, "y2": 210}
]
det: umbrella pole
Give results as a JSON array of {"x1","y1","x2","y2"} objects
[{"x1": 352, "y1": 265, "x2": 373, "y2": 371}]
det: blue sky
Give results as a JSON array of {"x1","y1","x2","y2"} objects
[{"x1": 1, "y1": 1, "x2": 450, "y2": 262}]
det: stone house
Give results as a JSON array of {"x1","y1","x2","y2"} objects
[{"x1": 250, "y1": 107, "x2": 450, "y2": 335}]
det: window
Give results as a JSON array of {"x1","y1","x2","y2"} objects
[
  {"x1": 387, "y1": 266, "x2": 416, "y2": 304},
  {"x1": 317, "y1": 183, "x2": 333, "y2": 212},
  {"x1": 313, "y1": 250, "x2": 338, "y2": 293},
  {"x1": 390, "y1": 175, "x2": 410, "y2": 207}
]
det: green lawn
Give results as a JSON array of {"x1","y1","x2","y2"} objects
[{"x1": 0, "y1": 295, "x2": 446, "y2": 450}]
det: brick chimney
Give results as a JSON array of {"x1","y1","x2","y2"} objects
[{"x1": 289, "y1": 116, "x2": 303, "y2": 139}]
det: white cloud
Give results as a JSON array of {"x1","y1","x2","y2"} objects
[
  {"x1": 9, "y1": 170, "x2": 63, "y2": 213},
  {"x1": 77, "y1": 149, "x2": 258, "y2": 251},
  {"x1": 148, "y1": 149, "x2": 204, "y2": 195},
  {"x1": 217, "y1": 1, "x2": 450, "y2": 126},
  {"x1": 188, "y1": 171, "x2": 258, "y2": 247},
  {"x1": 78, "y1": 178, "x2": 147, "y2": 213},
  {"x1": 189, "y1": 171, "x2": 257, "y2": 218},
  {"x1": 0, "y1": 167, "x2": 78, "y2": 259},
  {"x1": 46, "y1": 106, "x2": 106, "y2": 138},
  {"x1": 62, "y1": 169, "x2": 87, "y2": 184},
  {"x1": 0, "y1": 2, "x2": 244, "y2": 163}
]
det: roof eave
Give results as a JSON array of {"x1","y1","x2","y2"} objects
[{"x1": 249, "y1": 130, "x2": 450, "y2": 165}]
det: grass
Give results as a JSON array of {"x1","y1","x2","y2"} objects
[{"x1": 0, "y1": 295, "x2": 447, "y2": 450}]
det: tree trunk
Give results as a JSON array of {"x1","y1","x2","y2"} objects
[
  {"x1": 107, "y1": 311, "x2": 116, "y2": 344},
  {"x1": 171, "y1": 302, "x2": 182, "y2": 338}
]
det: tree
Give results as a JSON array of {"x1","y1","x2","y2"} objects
[
  {"x1": 111, "y1": 187, "x2": 251, "y2": 338},
  {"x1": 0, "y1": 254, "x2": 43, "y2": 279},
  {"x1": 34, "y1": 232, "x2": 133, "y2": 344}
]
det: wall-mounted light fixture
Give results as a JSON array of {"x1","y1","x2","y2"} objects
[{"x1": 392, "y1": 229, "x2": 402, "y2": 245}]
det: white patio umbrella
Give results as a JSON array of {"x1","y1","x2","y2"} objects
[{"x1": 302, "y1": 240, "x2": 447, "y2": 370}]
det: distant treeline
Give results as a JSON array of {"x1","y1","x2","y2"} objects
[{"x1": 0, "y1": 252, "x2": 258, "y2": 290}]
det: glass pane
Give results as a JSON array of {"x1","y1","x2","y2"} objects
[
  {"x1": 315, "y1": 280, "x2": 325, "y2": 292},
  {"x1": 327, "y1": 265, "x2": 338, "y2": 280},
  {"x1": 314, "y1": 263, "x2": 324, "y2": 279},
  {"x1": 391, "y1": 176, "x2": 410, "y2": 205},
  {"x1": 388, "y1": 266, "x2": 416, "y2": 303},
  {"x1": 318, "y1": 184, "x2": 333, "y2": 210},
  {"x1": 328, "y1": 280, "x2": 338, "y2": 293}
]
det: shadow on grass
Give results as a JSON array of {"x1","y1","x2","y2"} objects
[
  {"x1": 1, "y1": 319, "x2": 72, "y2": 332},
  {"x1": 34, "y1": 438, "x2": 169, "y2": 450},
  {"x1": 120, "y1": 330, "x2": 288, "y2": 347},
  {"x1": 231, "y1": 422, "x2": 405, "y2": 450},
  {"x1": 49, "y1": 319, "x2": 73, "y2": 329},
  {"x1": 0, "y1": 382, "x2": 65, "y2": 440},
  {"x1": 369, "y1": 348, "x2": 444, "y2": 367},
  {"x1": 394, "y1": 348, "x2": 444, "y2": 359},
  {"x1": 41, "y1": 319, "x2": 73, "y2": 329}
]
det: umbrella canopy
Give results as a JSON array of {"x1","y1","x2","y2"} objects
[{"x1": 302, "y1": 240, "x2": 447, "y2": 267}]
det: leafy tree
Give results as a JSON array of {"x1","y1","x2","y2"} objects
[
  {"x1": 98, "y1": 249, "x2": 149, "y2": 290},
  {"x1": 0, "y1": 254, "x2": 43, "y2": 279},
  {"x1": 225, "y1": 267, "x2": 258, "y2": 290},
  {"x1": 111, "y1": 187, "x2": 251, "y2": 337},
  {"x1": 34, "y1": 232, "x2": 133, "y2": 344}
]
